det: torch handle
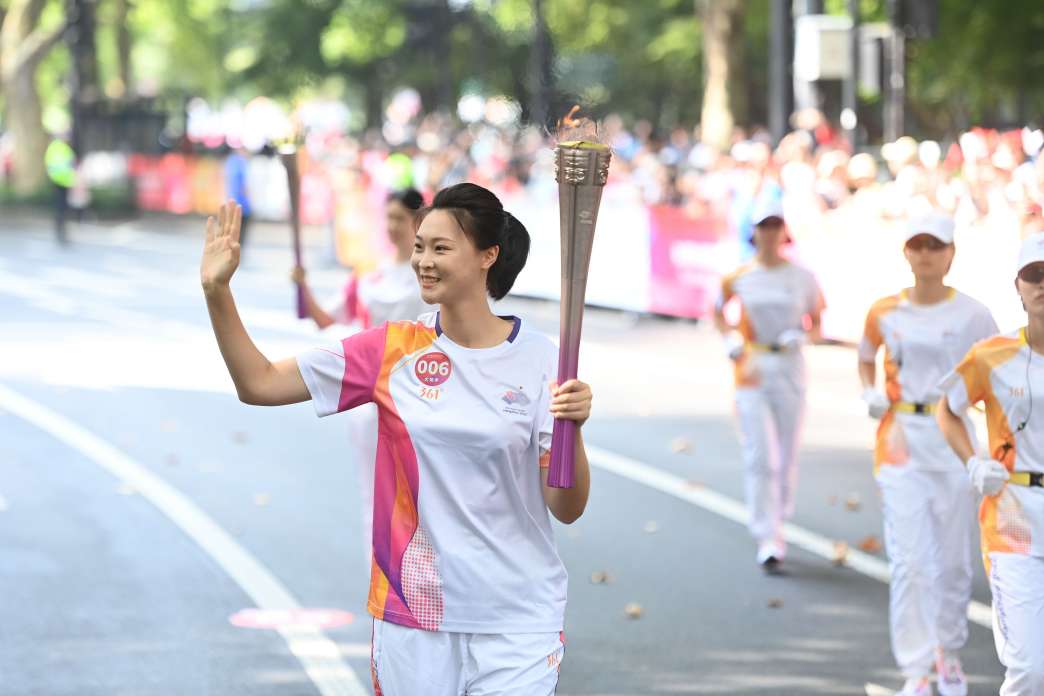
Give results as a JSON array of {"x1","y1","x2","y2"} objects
[
  {"x1": 283, "y1": 152, "x2": 308, "y2": 319},
  {"x1": 547, "y1": 303, "x2": 585, "y2": 489}
]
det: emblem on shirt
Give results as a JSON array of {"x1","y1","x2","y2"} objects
[
  {"x1": 415, "y1": 352, "x2": 452, "y2": 386},
  {"x1": 502, "y1": 386, "x2": 530, "y2": 415}
]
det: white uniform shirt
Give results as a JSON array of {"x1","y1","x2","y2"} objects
[
  {"x1": 861, "y1": 289, "x2": 997, "y2": 473},
  {"x1": 327, "y1": 261, "x2": 433, "y2": 329},
  {"x1": 719, "y1": 261, "x2": 824, "y2": 387},
  {"x1": 296, "y1": 312, "x2": 566, "y2": 633},
  {"x1": 942, "y1": 329, "x2": 1044, "y2": 560}
]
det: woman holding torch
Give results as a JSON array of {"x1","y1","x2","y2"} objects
[
  {"x1": 201, "y1": 183, "x2": 591, "y2": 695},
  {"x1": 859, "y1": 213, "x2": 997, "y2": 696},
  {"x1": 937, "y1": 232, "x2": 1044, "y2": 696},
  {"x1": 715, "y1": 197, "x2": 824, "y2": 572}
]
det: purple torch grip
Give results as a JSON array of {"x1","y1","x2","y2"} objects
[
  {"x1": 280, "y1": 147, "x2": 309, "y2": 320},
  {"x1": 547, "y1": 143, "x2": 611, "y2": 488}
]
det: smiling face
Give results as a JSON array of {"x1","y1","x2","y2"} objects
[
  {"x1": 1017, "y1": 262, "x2": 1044, "y2": 317},
  {"x1": 411, "y1": 209, "x2": 498, "y2": 307},
  {"x1": 903, "y1": 234, "x2": 955, "y2": 281}
]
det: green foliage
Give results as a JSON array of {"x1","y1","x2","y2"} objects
[
  {"x1": 905, "y1": 0, "x2": 1044, "y2": 131},
  {"x1": 11, "y1": 0, "x2": 1044, "y2": 141},
  {"x1": 321, "y1": 1, "x2": 407, "y2": 65}
]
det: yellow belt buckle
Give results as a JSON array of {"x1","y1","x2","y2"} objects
[
  {"x1": 893, "y1": 401, "x2": 935, "y2": 415},
  {"x1": 1009, "y1": 471, "x2": 1043, "y2": 487},
  {"x1": 750, "y1": 342, "x2": 783, "y2": 353}
]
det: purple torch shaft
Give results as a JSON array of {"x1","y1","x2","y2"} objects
[
  {"x1": 280, "y1": 147, "x2": 309, "y2": 319},
  {"x1": 547, "y1": 142, "x2": 611, "y2": 488}
]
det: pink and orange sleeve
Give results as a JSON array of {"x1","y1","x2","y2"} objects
[{"x1": 296, "y1": 323, "x2": 389, "y2": 417}]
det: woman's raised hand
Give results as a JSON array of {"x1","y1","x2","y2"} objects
[{"x1": 201, "y1": 201, "x2": 242, "y2": 291}]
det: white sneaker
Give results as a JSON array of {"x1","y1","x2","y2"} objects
[
  {"x1": 897, "y1": 677, "x2": 933, "y2": 696},
  {"x1": 934, "y1": 653, "x2": 967, "y2": 696},
  {"x1": 756, "y1": 541, "x2": 784, "y2": 573}
]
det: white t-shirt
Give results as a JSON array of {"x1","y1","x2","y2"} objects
[
  {"x1": 941, "y1": 329, "x2": 1044, "y2": 560},
  {"x1": 718, "y1": 261, "x2": 824, "y2": 387},
  {"x1": 326, "y1": 261, "x2": 433, "y2": 329},
  {"x1": 296, "y1": 312, "x2": 566, "y2": 633},
  {"x1": 860, "y1": 289, "x2": 997, "y2": 473}
]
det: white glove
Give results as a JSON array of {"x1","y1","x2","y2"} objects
[
  {"x1": 861, "y1": 387, "x2": 890, "y2": 420},
  {"x1": 778, "y1": 329, "x2": 806, "y2": 351},
  {"x1": 724, "y1": 332, "x2": 745, "y2": 361},
  {"x1": 966, "y1": 456, "x2": 1009, "y2": 496}
]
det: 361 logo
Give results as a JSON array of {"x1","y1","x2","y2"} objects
[{"x1": 415, "y1": 352, "x2": 452, "y2": 386}]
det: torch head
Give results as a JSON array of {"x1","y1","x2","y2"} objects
[{"x1": 555, "y1": 143, "x2": 611, "y2": 285}]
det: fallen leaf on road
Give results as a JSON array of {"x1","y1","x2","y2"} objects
[
  {"x1": 589, "y1": 571, "x2": 612, "y2": 585},
  {"x1": 832, "y1": 541, "x2": 849, "y2": 566},
  {"x1": 642, "y1": 520, "x2": 660, "y2": 534},
  {"x1": 253, "y1": 493, "x2": 271, "y2": 507},
  {"x1": 767, "y1": 598, "x2": 784, "y2": 609},
  {"x1": 858, "y1": 535, "x2": 883, "y2": 553},
  {"x1": 827, "y1": 495, "x2": 838, "y2": 506},
  {"x1": 624, "y1": 603, "x2": 643, "y2": 619},
  {"x1": 670, "y1": 437, "x2": 692, "y2": 454},
  {"x1": 844, "y1": 493, "x2": 862, "y2": 512},
  {"x1": 233, "y1": 431, "x2": 249, "y2": 444}
]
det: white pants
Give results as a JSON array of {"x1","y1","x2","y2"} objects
[
  {"x1": 735, "y1": 375, "x2": 805, "y2": 553},
  {"x1": 369, "y1": 618, "x2": 565, "y2": 696},
  {"x1": 878, "y1": 466, "x2": 976, "y2": 677},
  {"x1": 989, "y1": 552, "x2": 1044, "y2": 696}
]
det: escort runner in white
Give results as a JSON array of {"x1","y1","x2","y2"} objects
[
  {"x1": 715, "y1": 197, "x2": 825, "y2": 571},
  {"x1": 859, "y1": 213, "x2": 998, "y2": 696}
]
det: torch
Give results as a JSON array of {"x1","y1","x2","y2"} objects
[
  {"x1": 548, "y1": 134, "x2": 611, "y2": 488},
  {"x1": 279, "y1": 144, "x2": 309, "y2": 319}
]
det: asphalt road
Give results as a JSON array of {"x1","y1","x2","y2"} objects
[{"x1": 0, "y1": 213, "x2": 1004, "y2": 695}]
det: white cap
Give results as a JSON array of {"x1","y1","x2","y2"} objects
[
  {"x1": 904, "y1": 212, "x2": 955, "y2": 245},
  {"x1": 1017, "y1": 232, "x2": 1044, "y2": 273},
  {"x1": 751, "y1": 197, "x2": 785, "y2": 226}
]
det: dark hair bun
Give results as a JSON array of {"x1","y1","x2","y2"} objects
[{"x1": 388, "y1": 187, "x2": 424, "y2": 211}]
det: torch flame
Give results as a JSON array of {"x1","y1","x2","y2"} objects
[
  {"x1": 555, "y1": 105, "x2": 603, "y2": 147},
  {"x1": 562, "y1": 105, "x2": 581, "y2": 128}
]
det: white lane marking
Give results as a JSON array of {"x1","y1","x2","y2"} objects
[
  {"x1": 0, "y1": 383, "x2": 367, "y2": 696},
  {"x1": 864, "y1": 683, "x2": 894, "y2": 696},
  {"x1": 585, "y1": 445, "x2": 994, "y2": 630}
]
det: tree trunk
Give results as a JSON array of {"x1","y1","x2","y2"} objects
[
  {"x1": 114, "y1": 0, "x2": 132, "y2": 98},
  {"x1": 528, "y1": 0, "x2": 553, "y2": 129},
  {"x1": 363, "y1": 67, "x2": 385, "y2": 131},
  {"x1": 699, "y1": 0, "x2": 745, "y2": 151},
  {"x1": 1, "y1": 0, "x2": 66, "y2": 195},
  {"x1": 4, "y1": 67, "x2": 48, "y2": 194},
  {"x1": 68, "y1": 0, "x2": 100, "y2": 103}
]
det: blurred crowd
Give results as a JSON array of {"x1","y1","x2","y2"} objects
[
  {"x1": 5, "y1": 100, "x2": 1043, "y2": 245},
  {"x1": 302, "y1": 106, "x2": 1044, "y2": 246}
]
